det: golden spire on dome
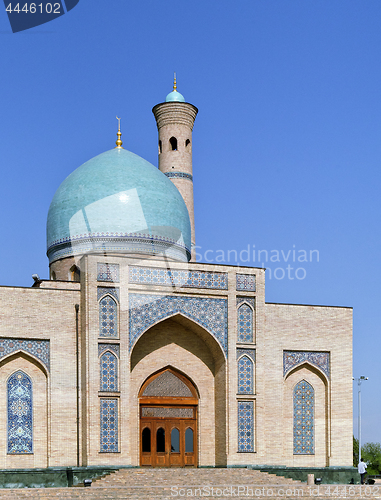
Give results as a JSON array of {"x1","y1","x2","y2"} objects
[
  {"x1": 173, "y1": 72, "x2": 177, "y2": 91},
  {"x1": 115, "y1": 116, "x2": 123, "y2": 148}
]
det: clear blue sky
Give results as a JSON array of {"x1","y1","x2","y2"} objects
[{"x1": 0, "y1": 0, "x2": 380, "y2": 445}]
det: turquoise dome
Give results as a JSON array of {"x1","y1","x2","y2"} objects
[
  {"x1": 47, "y1": 148, "x2": 191, "y2": 263},
  {"x1": 165, "y1": 90, "x2": 185, "y2": 102}
]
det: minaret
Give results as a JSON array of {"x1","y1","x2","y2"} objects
[{"x1": 152, "y1": 76, "x2": 198, "y2": 261}]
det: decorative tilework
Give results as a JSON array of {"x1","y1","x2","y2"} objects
[
  {"x1": 100, "y1": 352, "x2": 118, "y2": 392},
  {"x1": 236, "y1": 297, "x2": 255, "y2": 308},
  {"x1": 129, "y1": 294, "x2": 228, "y2": 355},
  {"x1": 142, "y1": 407, "x2": 194, "y2": 418},
  {"x1": 97, "y1": 287, "x2": 119, "y2": 302},
  {"x1": 236, "y1": 274, "x2": 256, "y2": 292},
  {"x1": 98, "y1": 344, "x2": 120, "y2": 357},
  {"x1": 100, "y1": 399, "x2": 118, "y2": 452},
  {"x1": 7, "y1": 371, "x2": 33, "y2": 454},
  {"x1": 142, "y1": 371, "x2": 193, "y2": 397},
  {"x1": 237, "y1": 304, "x2": 253, "y2": 343},
  {"x1": 97, "y1": 263, "x2": 120, "y2": 282},
  {"x1": 129, "y1": 267, "x2": 228, "y2": 290},
  {"x1": 0, "y1": 339, "x2": 49, "y2": 371},
  {"x1": 164, "y1": 172, "x2": 193, "y2": 181},
  {"x1": 238, "y1": 401, "x2": 254, "y2": 452},
  {"x1": 237, "y1": 349, "x2": 255, "y2": 363},
  {"x1": 293, "y1": 380, "x2": 314, "y2": 455},
  {"x1": 283, "y1": 351, "x2": 330, "y2": 379},
  {"x1": 237, "y1": 356, "x2": 254, "y2": 394},
  {"x1": 99, "y1": 296, "x2": 118, "y2": 337}
]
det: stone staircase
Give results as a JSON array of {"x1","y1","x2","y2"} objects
[{"x1": 0, "y1": 468, "x2": 378, "y2": 499}]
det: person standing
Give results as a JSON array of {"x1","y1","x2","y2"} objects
[{"x1": 358, "y1": 458, "x2": 367, "y2": 484}]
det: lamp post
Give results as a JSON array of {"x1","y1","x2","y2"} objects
[{"x1": 353, "y1": 376, "x2": 368, "y2": 462}]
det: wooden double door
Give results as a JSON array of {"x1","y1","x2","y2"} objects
[
  {"x1": 141, "y1": 413, "x2": 197, "y2": 467},
  {"x1": 139, "y1": 368, "x2": 199, "y2": 467}
]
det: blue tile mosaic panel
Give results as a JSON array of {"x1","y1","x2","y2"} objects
[
  {"x1": 236, "y1": 349, "x2": 255, "y2": 362},
  {"x1": 97, "y1": 263, "x2": 120, "y2": 283},
  {"x1": 129, "y1": 294, "x2": 228, "y2": 355},
  {"x1": 97, "y1": 287, "x2": 119, "y2": 302},
  {"x1": 164, "y1": 172, "x2": 193, "y2": 181},
  {"x1": 129, "y1": 266, "x2": 228, "y2": 290},
  {"x1": 99, "y1": 295, "x2": 118, "y2": 337},
  {"x1": 238, "y1": 401, "x2": 254, "y2": 452},
  {"x1": 236, "y1": 297, "x2": 255, "y2": 308},
  {"x1": 0, "y1": 339, "x2": 49, "y2": 371},
  {"x1": 8, "y1": 371, "x2": 33, "y2": 454},
  {"x1": 293, "y1": 380, "x2": 314, "y2": 455},
  {"x1": 100, "y1": 351, "x2": 118, "y2": 392},
  {"x1": 237, "y1": 356, "x2": 254, "y2": 394},
  {"x1": 283, "y1": 351, "x2": 330, "y2": 379},
  {"x1": 237, "y1": 304, "x2": 253, "y2": 343},
  {"x1": 98, "y1": 343, "x2": 120, "y2": 357},
  {"x1": 100, "y1": 399, "x2": 118, "y2": 452},
  {"x1": 236, "y1": 274, "x2": 256, "y2": 292}
]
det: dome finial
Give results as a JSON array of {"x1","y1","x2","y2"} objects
[
  {"x1": 173, "y1": 72, "x2": 177, "y2": 92},
  {"x1": 115, "y1": 116, "x2": 123, "y2": 148}
]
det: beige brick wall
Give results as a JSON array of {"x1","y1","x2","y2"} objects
[{"x1": 0, "y1": 286, "x2": 80, "y2": 467}]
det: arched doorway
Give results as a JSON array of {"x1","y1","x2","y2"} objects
[{"x1": 139, "y1": 367, "x2": 198, "y2": 467}]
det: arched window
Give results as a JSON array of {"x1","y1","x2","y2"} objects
[
  {"x1": 185, "y1": 428, "x2": 194, "y2": 452},
  {"x1": 171, "y1": 428, "x2": 180, "y2": 453},
  {"x1": 51, "y1": 270, "x2": 56, "y2": 281},
  {"x1": 158, "y1": 140, "x2": 162, "y2": 154},
  {"x1": 237, "y1": 355, "x2": 253, "y2": 394},
  {"x1": 99, "y1": 295, "x2": 118, "y2": 337},
  {"x1": 293, "y1": 380, "x2": 314, "y2": 455},
  {"x1": 142, "y1": 427, "x2": 151, "y2": 452},
  {"x1": 100, "y1": 351, "x2": 118, "y2": 391},
  {"x1": 238, "y1": 303, "x2": 253, "y2": 342},
  {"x1": 169, "y1": 137, "x2": 177, "y2": 151},
  {"x1": 8, "y1": 371, "x2": 33, "y2": 454},
  {"x1": 157, "y1": 427, "x2": 165, "y2": 452},
  {"x1": 70, "y1": 265, "x2": 80, "y2": 282},
  {"x1": 185, "y1": 139, "x2": 190, "y2": 148}
]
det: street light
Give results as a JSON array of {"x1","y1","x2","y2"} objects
[{"x1": 353, "y1": 376, "x2": 368, "y2": 462}]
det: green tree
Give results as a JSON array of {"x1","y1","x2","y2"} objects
[
  {"x1": 353, "y1": 437, "x2": 359, "y2": 467},
  {"x1": 361, "y1": 442, "x2": 381, "y2": 475}
]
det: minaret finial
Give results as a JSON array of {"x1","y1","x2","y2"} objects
[
  {"x1": 173, "y1": 72, "x2": 177, "y2": 92},
  {"x1": 115, "y1": 116, "x2": 123, "y2": 148}
]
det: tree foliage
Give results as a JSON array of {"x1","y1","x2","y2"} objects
[{"x1": 354, "y1": 437, "x2": 381, "y2": 475}]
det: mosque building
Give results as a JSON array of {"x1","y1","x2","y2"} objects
[{"x1": 0, "y1": 81, "x2": 353, "y2": 473}]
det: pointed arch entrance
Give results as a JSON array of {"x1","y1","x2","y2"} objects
[{"x1": 139, "y1": 367, "x2": 198, "y2": 467}]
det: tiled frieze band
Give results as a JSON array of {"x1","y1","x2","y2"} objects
[
  {"x1": 8, "y1": 371, "x2": 33, "y2": 454},
  {"x1": 97, "y1": 287, "x2": 119, "y2": 302},
  {"x1": 293, "y1": 380, "x2": 314, "y2": 454},
  {"x1": 0, "y1": 338, "x2": 50, "y2": 371},
  {"x1": 98, "y1": 343, "x2": 120, "y2": 357},
  {"x1": 129, "y1": 293, "x2": 228, "y2": 355},
  {"x1": 238, "y1": 401, "x2": 254, "y2": 452},
  {"x1": 236, "y1": 274, "x2": 256, "y2": 292},
  {"x1": 164, "y1": 172, "x2": 193, "y2": 181},
  {"x1": 283, "y1": 351, "x2": 330, "y2": 379},
  {"x1": 129, "y1": 266, "x2": 228, "y2": 290},
  {"x1": 97, "y1": 263, "x2": 120, "y2": 282}
]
